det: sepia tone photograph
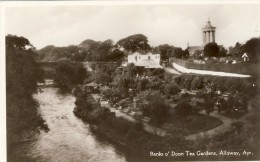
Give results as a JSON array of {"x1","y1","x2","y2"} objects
[{"x1": 1, "y1": 1, "x2": 260, "y2": 161}]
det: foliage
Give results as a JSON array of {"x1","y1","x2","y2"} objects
[
  {"x1": 54, "y1": 61, "x2": 87, "y2": 92},
  {"x1": 137, "y1": 90, "x2": 170, "y2": 125},
  {"x1": 174, "y1": 101, "x2": 193, "y2": 118},
  {"x1": 38, "y1": 39, "x2": 123, "y2": 62},
  {"x1": 243, "y1": 37, "x2": 260, "y2": 62},
  {"x1": 174, "y1": 74, "x2": 254, "y2": 94},
  {"x1": 6, "y1": 35, "x2": 46, "y2": 151},
  {"x1": 218, "y1": 46, "x2": 227, "y2": 57},
  {"x1": 200, "y1": 95, "x2": 260, "y2": 160},
  {"x1": 229, "y1": 42, "x2": 244, "y2": 57},
  {"x1": 116, "y1": 34, "x2": 151, "y2": 54},
  {"x1": 204, "y1": 42, "x2": 220, "y2": 57},
  {"x1": 107, "y1": 49, "x2": 125, "y2": 62},
  {"x1": 153, "y1": 44, "x2": 175, "y2": 60},
  {"x1": 164, "y1": 81, "x2": 181, "y2": 98},
  {"x1": 38, "y1": 45, "x2": 86, "y2": 62}
]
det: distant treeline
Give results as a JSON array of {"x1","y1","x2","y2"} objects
[{"x1": 36, "y1": 34, "x2": 190, "y2": 62}]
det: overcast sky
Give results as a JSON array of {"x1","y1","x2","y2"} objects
[{"x1": 4, "y1": 3, "x2": 260, "y2": 49}]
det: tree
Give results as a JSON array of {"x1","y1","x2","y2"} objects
[
  {"x1": 116, "y1": 34, "x2": 151, "y2": 53},
  {"x1": 182, "y1": 48, "x2": 190, "y2": 59},
  {"x1": 156, "y1": 44, "x2": 175, "y2": 60},
  {"x1": 204, "y1": 42, "x2": 220, "y2": 57},
  {"x1": 6, "y1": 35, "x2": 46, "y2": 154},
  {"x1": 174, "y1": 101, "x2": 193, "y2": 118},
  {"x1": 219, "y1": 46, "x2": 227, "y2": 57},
  {"x1": 108, "y1": 48, "x2": 124, "y2": 62},
  {"x1": 164, "y1": 81, "x2": 181, "y2": 98},
  {"x1": 137, "y1": 90, "x2": 170, "y2": 125},
  {"x1": 229, "y1": 42, "x2": 243, "y2": 57},
  {"x1": 93, "y1": 72, "x2": 112, "y2": 85},
  {"x1": 54, "y1": 61, "x2": 87, "y2": 92},
  {"x1": 243, "y1": 38, "x2": 260, "y2": 62},
  {"x1": 172, "y1": 47, "x2": 183, "y2": 59}
]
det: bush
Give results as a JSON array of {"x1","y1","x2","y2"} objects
[
  {"x1": 174, "y1": 101, "x2": 193, "y2": 118},
  {"x1": 204, "y1": 42, "x2": 220, "y2": 57},
  {"x1": 174, "y1": 74, "x2": 254, "y2": 94},
  {"x1": 54, "y1": 61, "x2": 87, "y2": 92}
]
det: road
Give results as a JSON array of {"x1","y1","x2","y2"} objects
[{"x1": 164, "y1": 67, "x2": 181, "y2": 75}]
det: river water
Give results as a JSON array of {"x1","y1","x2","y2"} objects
[{"x1": 10, "y1": 87, "x2": 126, "y2": 162}]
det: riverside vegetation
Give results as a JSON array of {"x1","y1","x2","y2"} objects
[
  {"x1": 6, "y1": 35, "x2": 48, "y2": 160},
  {"x1": 6, "y1": 34, "x2": 260, "y2": 160}
]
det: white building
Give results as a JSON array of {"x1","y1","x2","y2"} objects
[{"x1": 127, "y1": 52, "x2": 162, "y2": 69}]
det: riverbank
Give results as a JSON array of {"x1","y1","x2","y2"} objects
[
  {"x1": 73, "y1": 85, "x2": 260, "y2": 160},
  {"x1": 73, "y1": 88, "x2": 193, "y2": 159}
]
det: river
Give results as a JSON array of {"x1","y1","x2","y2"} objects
[{"x1": 10, "y1": 87, "x2": 127, "y2": 162}]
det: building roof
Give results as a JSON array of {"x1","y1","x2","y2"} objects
[
  {"x1": 131, "y1": 52, "x2": 160, "y2": 56},
  {"x1": 187, "y1": 46, "x2": 203, "y2": 50},
  {"x1": 203, "y1": 19, "x2": 216, "y2": 30}
]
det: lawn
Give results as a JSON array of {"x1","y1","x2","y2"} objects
[
  {"x1": 222, "y1": 111, "x2": 247, "y2": 119},
  {"x1": 164, "y1": 113, "x2": 223, "y2": 135}
]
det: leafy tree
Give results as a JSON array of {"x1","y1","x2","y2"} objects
[
  {"x1": 93, "y1": 72, "x2": 112, "y2": 85},
  {"x1": 155, "y1": 44, "x2": 175, "y2": 60},
  {"x1": 107, "y1": 48, "x2": 124, "y2": 62},
  {"x1": 164, "y1": 81, "x2": 181, "y2": 98},
  {"x1": 137, "y1": 90, "x2": 170, "y2": 125},
  {"x1": 172, "y1": 47, "x2": 183, "y2": 59},
  {"x1": 116, "y1": 34, "x2": 151, "y2": 54},
  {"x1": 229, "y1": 42, "x2": 243, "y2": 57},
  {"x1": 182, "y1": 48, "x2": 190, "y2": 59},
  {"x1": 243, "y1": 37, "x2": 260, "y2": 62},
  {"x1": 191, "y1": 76, "x2": 204, "y2": 90},
  {"x1": 218, "y1": 46, "x2": 227, "y2": 57},
  {"x1": 204, "y1": 42, "x2": 220, "y2": 57},
  {"x1": 6, "y1": 35, "x2": 45, "y2": 154},
  {"x1": 174, "y1": 101, "x2": 193, "y2": 118},
  {"x1": 54, "y1": 61, "x2": 87, "y2": 92}
]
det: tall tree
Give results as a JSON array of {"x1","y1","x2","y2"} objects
[
  {"x1": 6, "y1": 35, "x2": 45, "y2": 154},
  {"x1": 137, "y1": 90, "x2": 170, "y2": 125},
  {"x1": 204, "y1": 42, "x2": 220, "y2": 57},
  {"x1": 243, "y1": 37, "x2": 260, "y2": 62},
  {"x1": 229, "y1": 42, "x2": 243, "y2": 57},
  {"x1": 116, "y1": 34, "x2": 151, "y2": 54}
]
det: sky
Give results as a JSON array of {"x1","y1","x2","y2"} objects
[{"x1": 4, "y1": 3, "x2": 260, "y2": 49}]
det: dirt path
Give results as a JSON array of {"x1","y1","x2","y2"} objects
[
  {"x1": 91, "y1": 94, "x2": 168, "y2": 136},
  {"x1": 185, "y1": 98, "x2": 256, "y2": 140}
]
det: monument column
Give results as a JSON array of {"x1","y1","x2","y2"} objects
[
  {"x1": 207, "y1": 31, "x2": 210, "y2": 43},
  {"x1": 202, "y1": 18, "x2": 216, "y2": 45},
  {"x1": 209, "y1": 31, "x2": 211, "y2": 42},
  {"x1": 211, "y1": 31, "x2": 214, "y2": 42},
  {"x1": 203, "y1": 31, "x2": 205, "y2": 43},
  {"x1": 212, "y1": 31, "x2": 215, "y2": 42}
]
